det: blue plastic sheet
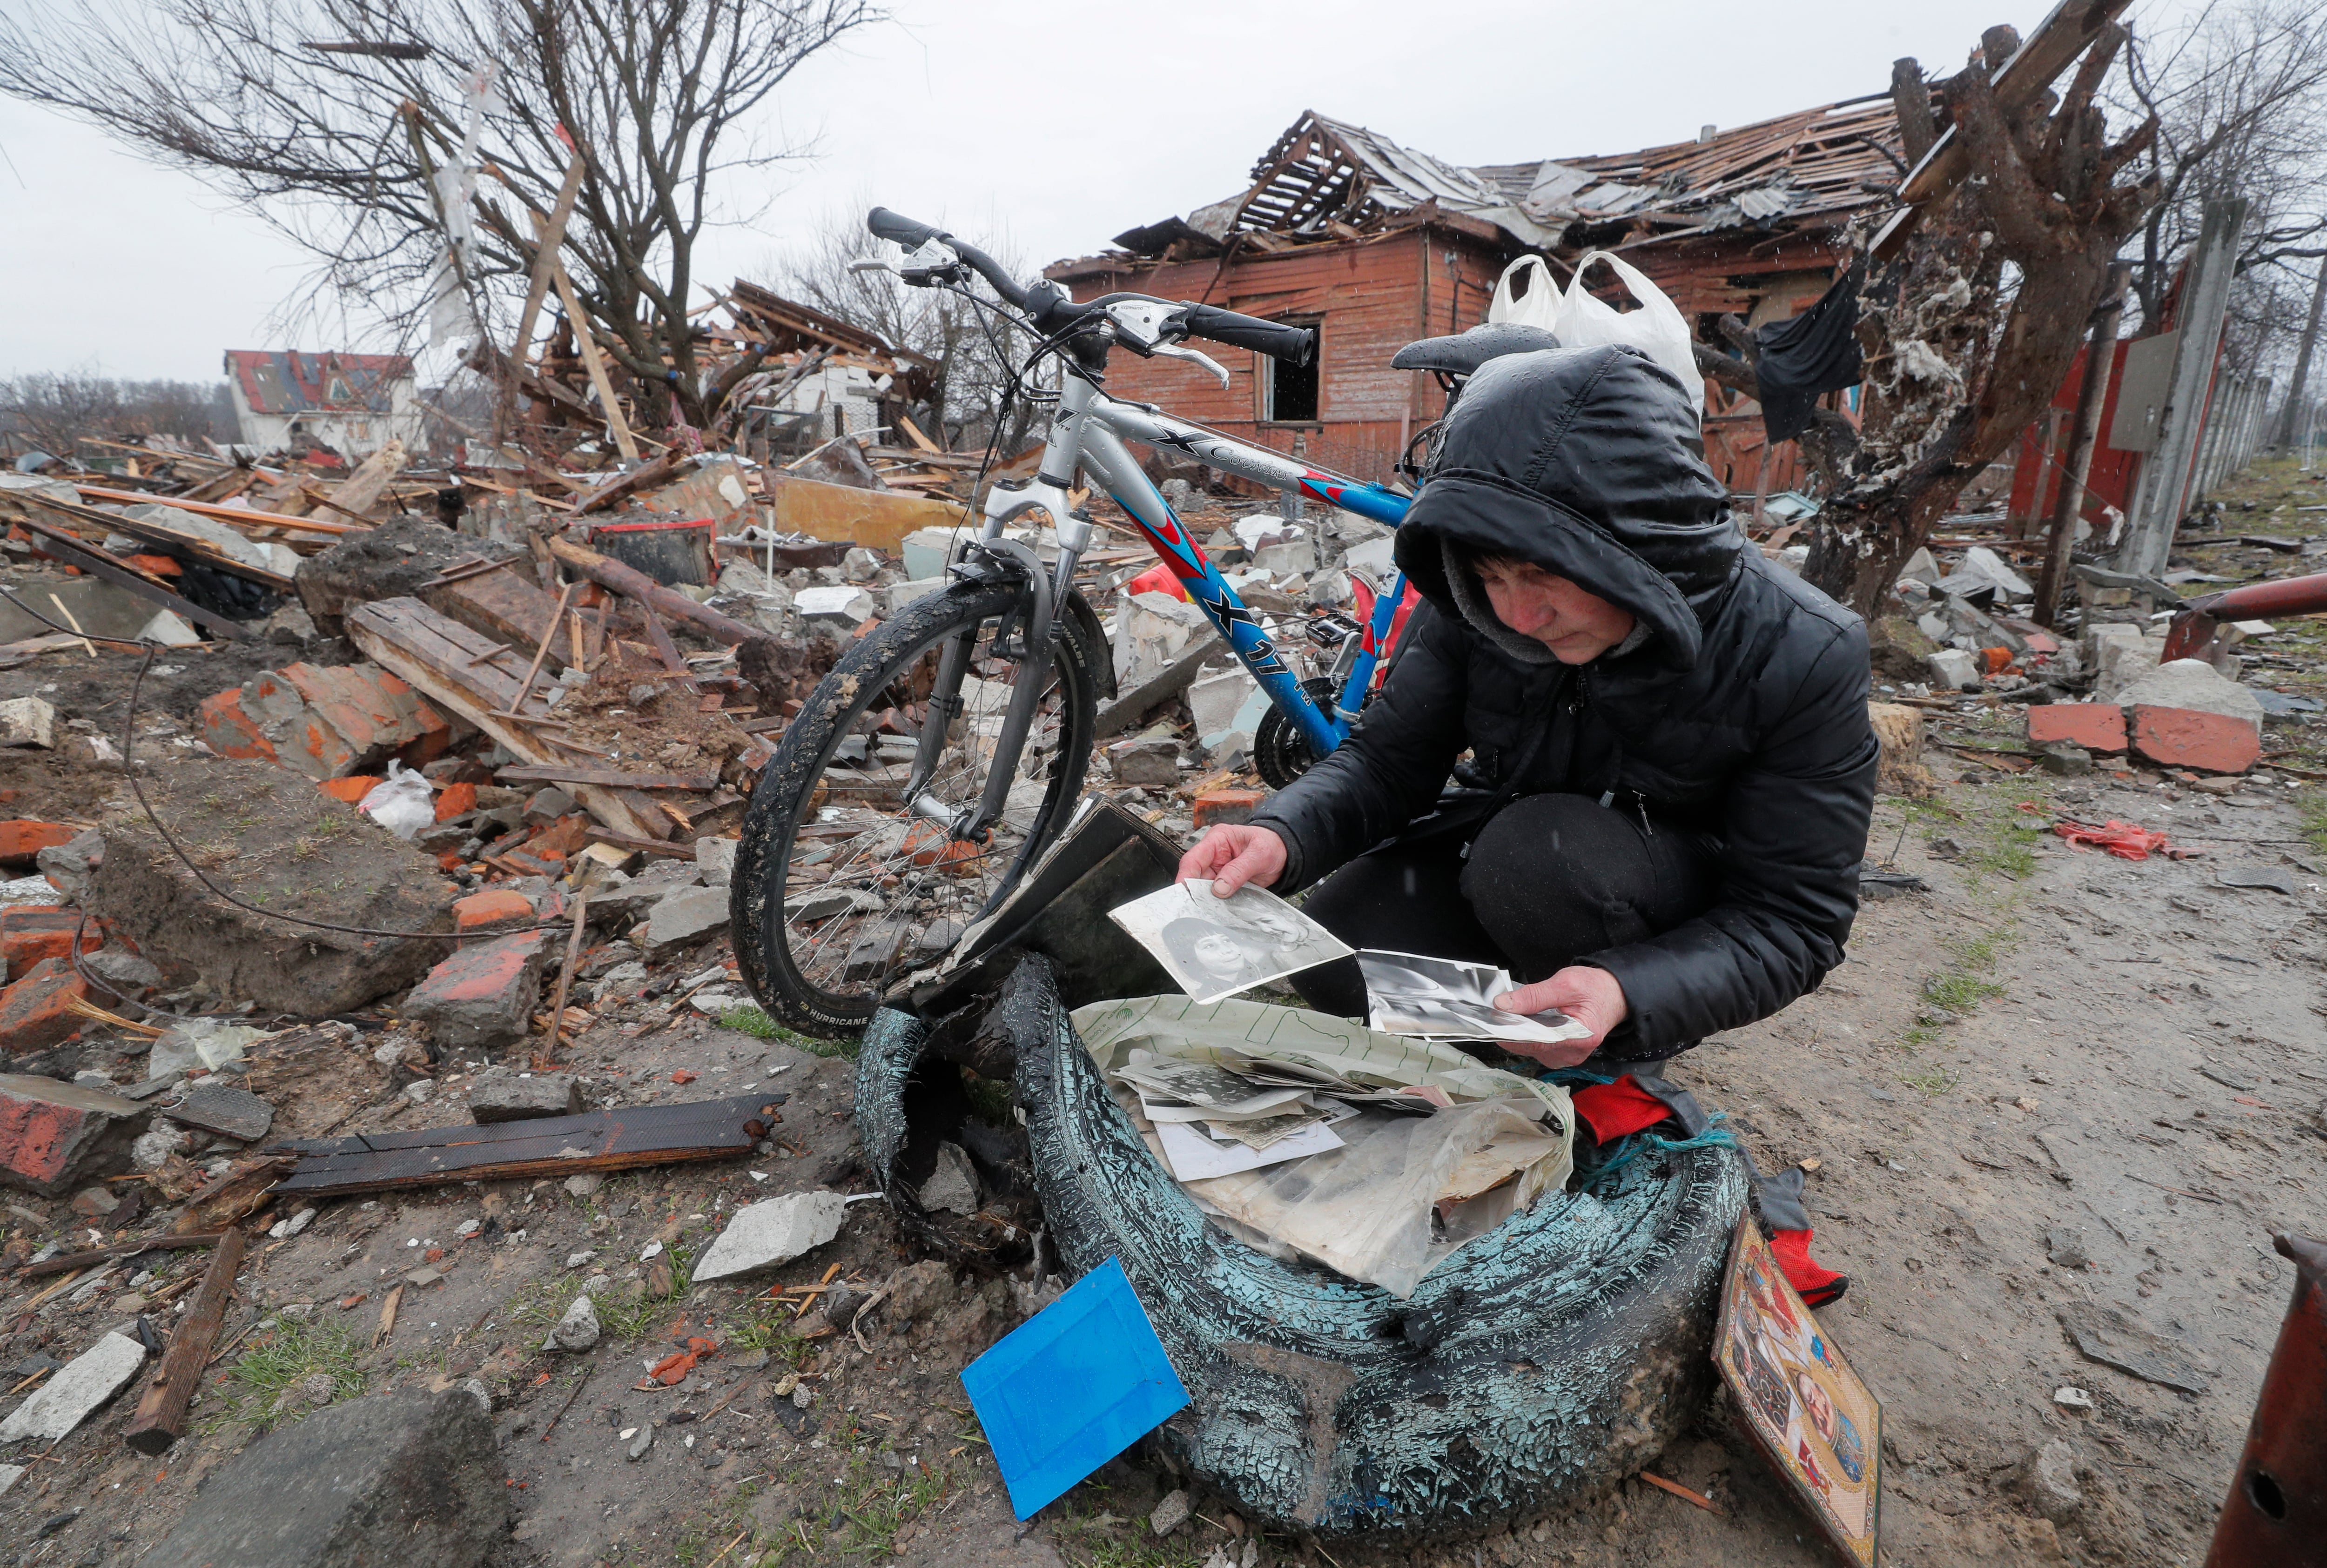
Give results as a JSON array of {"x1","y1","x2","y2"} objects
[{"x1": 961, "y1": 1256, "x2": 1190, "y2": 1519}]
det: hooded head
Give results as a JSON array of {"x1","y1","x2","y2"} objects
[{"x1": 1392, "y1": 344, "x2": 1739, "y2": 670}]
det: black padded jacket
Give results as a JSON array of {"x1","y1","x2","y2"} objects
[{"x1": 1250, "y1": 344, "x2": 1879, "y2": 1054}]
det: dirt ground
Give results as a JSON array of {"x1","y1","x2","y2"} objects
[{"x1": 2, "y1": 480, "x2": 2324, "y2": 1568}]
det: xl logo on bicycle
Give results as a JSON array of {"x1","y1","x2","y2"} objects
[{"x1": 1194, "y1": 585, "x2": 1287, "y2": 675}]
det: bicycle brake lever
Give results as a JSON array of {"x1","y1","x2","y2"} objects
[{"x1": 1153, "y1": 342, "x2": 1229, "y2": 389}]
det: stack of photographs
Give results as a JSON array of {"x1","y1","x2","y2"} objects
[
  {"x1": 1356, "y1": 950, "x2": 1594, "y2": 1049},
  {"x1": 1110, "y1": 1049, "x2": 1360, "y2": 1181}
]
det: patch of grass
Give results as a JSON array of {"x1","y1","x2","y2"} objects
[
  {"x1": 749, "y1": 1446, "x2": 963, "y2": 1566},
  {"x1": 2300, "y1": 790, "x2": 2327, "y2": 858},
  {"x1": 207, "y1": 1317, "x2": 367, "y2": 1430},
  {"x1": 511, "y1": 1237, "x2": 706, "y2": 1345},
  {"x1": 1898, "y1": 1064, "x2": 1962, "y2": 1096},
  {"x1": 1050, "y1": 1493, "x2": 1210, "y2": 1568},
  {"x1": 720, "y1": 1004, "x2": 856, "y2": 1060},
  {"x1": 1900, "y1": 919, "x2": 2019, "y2": 1052}
]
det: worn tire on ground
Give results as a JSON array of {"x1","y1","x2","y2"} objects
[{"x1": 859, "y1": 957, "x2": 1749, "y2": 1541}]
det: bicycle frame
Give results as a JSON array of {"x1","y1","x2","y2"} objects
[{"x1": 978, "y1": 373, "x2": 1414, "y2": 760}]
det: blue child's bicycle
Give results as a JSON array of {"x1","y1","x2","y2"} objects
[{"x1": 732, "y1": 207, "x2": 1543, "y2": 1032}]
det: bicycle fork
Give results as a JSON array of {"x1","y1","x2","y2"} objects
[{"x1": 904, "y1": 489, "x2": 1092, "y2": 843}]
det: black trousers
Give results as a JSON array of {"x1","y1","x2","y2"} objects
[{"x1": 1289, "y1": 792, "x2": 1720, "y2": 1062}]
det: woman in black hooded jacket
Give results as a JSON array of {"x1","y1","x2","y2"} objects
[{"x1": 1177, "y1": 342, "x2": 1879, "y2": 1067}]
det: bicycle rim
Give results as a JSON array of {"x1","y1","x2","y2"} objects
[{"x1": 732, "y1": 583, "x2": 1096, "y2": 1036}]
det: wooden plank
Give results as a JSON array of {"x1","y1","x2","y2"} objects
[
  {"x1": 7, "y1": 519, "x2": 248, "y2": 640},
  {"x1": 121, "y1": 1226, "x2": 245, "y2": 1455},
  {"x1": 74, "y1": 483, "x2": 368, "y2": 536},
  {"x1": 271, "y1": 1092, "x2": 783, "y2": 1196},
  {"x1": 9, "y1": 490, "x2": 297, "y2": 591},
  {"x1": 495, "y1": 763, "x2": 720, "y2": 791},
  {"x1": 546, "y1": 535, "x2": 764, "y2": 645},
  {"x1": 13, "y1": 1232, "x2": 226, "y2": 1280},
  {"x1": 346, "y1": 597, "x2": 653, "y2": 840},
  {"x1": 418, "y1": 561, "x2": 570, "y2": 668},
  {"x1": 324, "y1": 439, "x2": 408, "y2": 518},
  {"x1": 515, "y1": 147, "x2": 589, "y2": 368},
  {"x1": 571, "y1": 451, "x2": 681, "y2": 516},
  {"x1": 547, "y1": 228, "x2": 641, "y2": 462}
]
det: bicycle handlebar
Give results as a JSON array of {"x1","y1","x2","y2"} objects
[
  {"x1": 1177, "y1": 304, "x2": 1315, "y2": 366},
  {"x1": 866, "y1": 207, "x2": 1318, "y2": 365}
]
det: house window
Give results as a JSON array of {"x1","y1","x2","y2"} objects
[{"x1": 1260, "y1": 316, "x2": 1321, "y2": 424}]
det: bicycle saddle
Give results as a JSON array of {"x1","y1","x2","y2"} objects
[{"x1": 1391, "y1": 322, "x2": 1563, "y2": 376}]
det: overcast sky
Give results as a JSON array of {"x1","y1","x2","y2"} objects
[{"x1": 0, "y1": 0, "x2": 2180, "y2": 382}]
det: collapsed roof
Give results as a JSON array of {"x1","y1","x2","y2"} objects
[
  {"x1": 222, "y1": 350, "x2": 415, "y2": 415},
  {"x1": 1085, "y1": 96, "x2": 1910, "y2": 266}
]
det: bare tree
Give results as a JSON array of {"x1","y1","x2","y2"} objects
[
  {"x1": 2119, "y1": 0, "x2": 2327, "y2": 329},
  {"x1": 774, "y1": 209, "x2": 1044, "y2": 456},
  {"x1": 0, "y1": 0, "x2": 878, "y2": 435},
  {"x1": 0, "y1": 371, "x2": 236, "y2": 456},
  {"x1": 1700, "y1": 20, "x2": 2159, "y2": 616}
]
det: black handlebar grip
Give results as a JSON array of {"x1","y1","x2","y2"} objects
[
  {"x1": 1179, "y1": 303, "x2": 1316, "y2": 365},
  {"x1": 867, "y1": 207, "x2": 943, "y2": 248}
]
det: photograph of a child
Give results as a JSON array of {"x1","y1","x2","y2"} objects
[{"x1": 1109, "y1": 880, "x2": 1353, "y2": 1004}]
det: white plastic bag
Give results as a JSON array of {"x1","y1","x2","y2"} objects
[
  {"x1": 1552, "y1": 250, "x2": 1702, "y2": 408},
  {"x1": 1485, "y1": 255, "x2": 1562, "y2": 331},
  {"x1": 358, "y1": 761, "x2": 436, "y2": 841}
]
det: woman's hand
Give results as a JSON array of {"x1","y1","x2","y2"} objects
[
  {"x1": 1176, "y1": 824, "x2": 1288, "y2": 897},
  {"x1": 1492, "y1": 965, "x2": 1628, "y2": 1067}
]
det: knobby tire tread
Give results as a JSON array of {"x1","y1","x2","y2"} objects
[{"x1": 732, "y1": 582, "x2": 1098, "y2": 1038}]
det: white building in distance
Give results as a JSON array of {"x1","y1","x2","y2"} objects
[{"x1": 222, "y1": 350, "x2": 423, "y2": 459}]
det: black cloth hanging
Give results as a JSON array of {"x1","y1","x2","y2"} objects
[{"x1": 1751, "y1": 267, "x2": 1864, "y2": 444}]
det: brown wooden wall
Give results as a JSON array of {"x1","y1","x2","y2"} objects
[
  {"x1": 1055, "y1": 228, "x2": 1509, "y2": 486},
  {"x1": 1052, "y1": 225, "x2": 1849, "y2": 499}
]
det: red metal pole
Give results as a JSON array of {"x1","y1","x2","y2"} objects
[{"x1": 2204, "y1": 1233, "x2": 2327, "y2": 1568}]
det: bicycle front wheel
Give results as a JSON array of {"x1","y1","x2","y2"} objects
[{"x1": 731, "y1": 581, "x2": 1099, "y2": 1036}]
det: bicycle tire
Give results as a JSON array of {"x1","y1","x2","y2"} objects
[
  {"x1": 1252, "y1": 676, "x2": 1341, "y2": 790},
  {"x1": 731, "y1": 580, "x2": 1100, "y2": 1037}
]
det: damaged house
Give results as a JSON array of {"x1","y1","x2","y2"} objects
[
  {"x1": 221, "y1": 349, "x2": 424, "y2": 461},
  {"x1": 1047, "y1": 98, "x2": 1912, "y2": 492}
]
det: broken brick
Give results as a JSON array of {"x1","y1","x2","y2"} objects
[
  {"x1": 1193, "y1": 788, "x2": 1267, "y2": 830},
  {"x1": 0, "y1": 1073, "x2": 148, "y2": 1195},
  {"x1": 197, "y1": 687, "x2": 275, "y2": 763},
  {"x1": 125, "y1": 554, "x2": 182, "y2": 577},
  {"x1": 0, "y1": 956, "x2": 88, "y2": 1054},
  {"x1": 453, "y1": 889, "x2": 535, "y2": 931},
  {"x1": 220, "y1": 662, "x2": 453, "y2": 781},
  {"x1": 2130, "y1": 705, "x2": 2261, "y2": 775},
  {"x1": 0, "y1": 820, "x2": 75, "y2": 868},
  {"x1": 0, "y1": 908, "x2": 101, "y2": 983},
  {"x1": 435, "y1": 781, "x2": 478, "y2": 822},
  {"x1": 2026, "y1": 705, "x2": 2127, "y2": 756},
  {"x1": 318, "y1": 776, "x2": 380, "y2": 804},
  {"x1": 401, "y1": 930, "x2": 558, "y2": 1050}
]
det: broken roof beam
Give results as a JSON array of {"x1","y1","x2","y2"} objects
[{"x1": 1872, "y1": 0, "x2": 2134, "y2": 258}]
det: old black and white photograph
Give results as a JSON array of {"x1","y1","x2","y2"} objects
[{"x1": 1108, "y1": 880, "x2": 1354, "y2": 1003}]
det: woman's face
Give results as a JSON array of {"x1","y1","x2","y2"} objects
[{"x1": 1190, "y1": 930, "x2": 1249, "y2": 978}]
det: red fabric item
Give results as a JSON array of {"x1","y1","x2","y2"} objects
[
  {"x1": 1571, "y1": 1076, "x2": 1672, "y2": 1142},
  {"x1": 2053, "y1": 818, "x2": 2171, "y2": 861},
  {"x1": 1769, "y1": 1227, "x2": 1847, "y2": 1307}
]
